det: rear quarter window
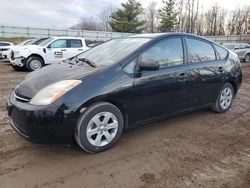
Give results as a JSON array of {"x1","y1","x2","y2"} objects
[{"x1": 214, "y1": 45, "x2": 228, "y2": 60}]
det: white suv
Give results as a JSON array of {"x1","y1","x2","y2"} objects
[
  {"x1": 0, "y1": 41, "x2": 13, "y2": 60},
  {"x1": 11, "y1": 37, "x2": 89, "y2": 71}
]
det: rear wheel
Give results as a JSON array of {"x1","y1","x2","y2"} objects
[
  {"x1": 245, "y1": 54, "x2": 250, "y2": 62},
  {"x1": 26, "y1": 56, "x2": 44, "y2": 71},
  {"x1": 75, "y1": 102, "x2": 124, "y2": 153},
  {"x1": 212, "y1": 83, "x2": 234, "y2": 113}
]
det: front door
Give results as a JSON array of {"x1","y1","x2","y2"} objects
[
  {"x1": 133, "y1": 37, "x2": 192, "y2": 122},
  {"x1": 46, "y1": 39, "x2": 70, "y2": 64}
]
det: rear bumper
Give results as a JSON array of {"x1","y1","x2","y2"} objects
[{"x1": 6, "y1": 93, "x2": 77, "y2": 144}]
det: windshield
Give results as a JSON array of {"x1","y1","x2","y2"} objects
[
  {"x1": 77, "y1": 38, "x2": 150, "y2": 66},
  {"x1": 33, "y1": 38, "x2": 49, "y2": 45},
  {"x1": 39, "y1": 38, "x2": 54, "y2": 46},
  {"x1": 223, "y1": 44, "x2": 236, "y2": 49}
]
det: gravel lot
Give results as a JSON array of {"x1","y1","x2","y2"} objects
[{"x1": 0, "y1": 60, "x2": 250, "y2": 188}]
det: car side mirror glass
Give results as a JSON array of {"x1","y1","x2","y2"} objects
[
  {"x1": 233, "y1": 47, "x2": 239, "y2": 50},
  {"x1": 139, "y1": 59, "x2": 159, "y2": 71}
]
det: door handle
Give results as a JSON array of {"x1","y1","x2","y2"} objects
[
  {"x1": 61, "y1": 49, "x2": 67, "y2": 51},
  {"x1": 78, "y1": 49, "x2": 83, "y2": 51},
  {"x1": 218, "y1": 67, "x2": 225, "y2": 72}
]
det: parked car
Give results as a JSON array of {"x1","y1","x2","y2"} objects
[
  {"x1": 223, "y1": 43, "x2": 250, "y2": 62},
  {"x1": 0, "y1": 41, "x2": 13, "y2": 60},
  {"x1": 7, "y1": 33, "x2": 242, "y2": 153},
  {"x1": 10, "y1": 36, "x2": 88, "y2": 71}
]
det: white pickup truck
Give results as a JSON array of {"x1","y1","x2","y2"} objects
[{"x1": 10, "y1": 36, "x2": 89, "y2": 71}]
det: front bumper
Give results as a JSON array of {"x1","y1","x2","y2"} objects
[
  {"x1": 6, "y1": 93, "x2": 77, "y2": 144},
  {"x1": 11, "y1": 57, "x2": 26, "y2": 67}
]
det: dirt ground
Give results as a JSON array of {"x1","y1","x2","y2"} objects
[{"x1": 0, "y1": 60, "x2": 250, "y2": 188}]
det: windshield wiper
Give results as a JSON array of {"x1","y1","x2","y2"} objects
[{"x1": 77, "y1": 57, "x2": 96, "y2": 68}]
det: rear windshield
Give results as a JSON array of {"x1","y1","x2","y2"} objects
[
  {"x1": 0, "y1": 42, "x2": 10, "y2": 46},
  {"x1": 223, "y1": 44, "x2": 236, "y2": 49}
]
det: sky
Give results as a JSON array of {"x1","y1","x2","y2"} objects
[{"x1": 0, "y1": 0, "x2": 250, "y2": 29}]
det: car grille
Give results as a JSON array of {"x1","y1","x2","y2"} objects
[
  {"x1": 10, "y1": 50, "x2": 14, "y2": 59},
  {"x1": 0, "y1": 48, "x2": 9, "y2": 52}
]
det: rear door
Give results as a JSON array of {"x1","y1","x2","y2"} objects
[
  {"x1": 185, "y1": 37, "x2": 226, "y2": 106},
  {"x1": 66, "y1": 39, "x2": 85, "y2": 58},
  {"x1": 133, "y1": 37, "x2": 192, "y2": 122}
]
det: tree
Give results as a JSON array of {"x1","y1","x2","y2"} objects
[
  {"x1": 158, "y1": 0, "x2": 178, "y2": 32},
  {"x1": 145, "y1": 1, "x2": 158, "y2": 33},
  {"x1": 98, "y1": 4, "x2": 115, "y2": 31},
  {"x1": 109, "y1": 0, "x2": 146, "y2": 33}
]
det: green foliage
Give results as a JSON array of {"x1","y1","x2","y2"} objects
[
  {"x1": 109, "y1": 0, "x2": 146, "y2": 33},
  {"x1": 158, "y1": 0, "x2": 177, "y2": 32}
]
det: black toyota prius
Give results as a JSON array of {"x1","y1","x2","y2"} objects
[{"x1": 7, "y1": 33, "x2": 242, "y2": 153}]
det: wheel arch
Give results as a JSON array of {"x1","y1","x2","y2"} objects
[
  {"x1": 228, "y1": 80, "x2": 237, "y2": 97},
  {"x1": 25, "y1": 53, "x2": 45, "y2": 65},
  {"x1": 77, "y1": 97, "x2": 129, "y2": 130}
]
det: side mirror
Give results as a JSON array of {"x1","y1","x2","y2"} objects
[
  {"x1": 47, "y1": 44, "x2": 51, "y2": 48},
  {"x1": 233, "y1": 47, "x2": 239, "y2": 50},
  {"x1": 139, "y1": 59, "x2": 159, "y2": 71}
]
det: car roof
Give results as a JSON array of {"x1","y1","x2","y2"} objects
[
  {"x1": 127, "y1": 32, "x2": 211, "y2": 41},
  {"x1": 50, "y1": 36, "x2": 85, "y2": 40},
  {"x1": 125, "y1": 32, "x2": 219, "y2": 46},
  {"x1": 224, "y1": 43, "x2": 249, "y2": 45}
]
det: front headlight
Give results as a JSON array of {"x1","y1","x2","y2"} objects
[{"x1": 30, "y1": 80, "x2": 82, "y2": 105}]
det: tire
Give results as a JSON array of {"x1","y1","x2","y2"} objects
[
  {"x1": 26, "y1": 56, "x2": 44, "y2": 71},
  {"x1": 11, "y1": 64, "x2": 26, "y2": 71},
  {"x1": 245, "y1": 54, "x2": 250, "y2": 62},
  {"x1": 212, "y1": 83, "x2": 234, "y2": 113},
  {"x1": 75, "y1": 102, "x2": 124, "y2": 153}
]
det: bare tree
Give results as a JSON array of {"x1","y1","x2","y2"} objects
[
  {"x1": 145, "y1": 1, "x2": 158, "y2": 33},
  {"x1": 226, "y1": 7, "x2": 250, "y2": 35},
  {"x1": 71, "y1": 17, "x2": 102, "y2": 31},
  {"x1": 98, "y1": 4, "x2": 115, "y2": 31}
]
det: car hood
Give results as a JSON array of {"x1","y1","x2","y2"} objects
[{"x1": 15, "y1": 63, "x2": 98, "y2": 99}]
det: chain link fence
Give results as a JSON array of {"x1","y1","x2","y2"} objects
[
  {"x1": 1, "y1": 25, "x2": 250, "y2": 43},
  {"x1": 0, "y1": 25, "x2": 131, "y2": 41}
]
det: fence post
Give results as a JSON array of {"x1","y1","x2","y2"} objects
[
  {"x1": 1, "y1": 25, "x2": 4, "y2": 37},
  {"x1": 27, "y1": 27, "x2": 29, "y2": 38}
]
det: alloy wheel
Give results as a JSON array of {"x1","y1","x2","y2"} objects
[
  {"x1": 220, "y1": 87, "x2": 233, "y2": 110},
  {"x1": 86, "y1": 112, "x2": 118, "y2": 147}
]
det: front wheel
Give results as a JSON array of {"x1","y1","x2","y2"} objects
[
  {"x1": 212, "y1": 83, "x2": 234, "y2": 113},
  {"x1": 75, "y1": 102, "x2": 124, "y2": 153},
  {"x1": 26, "y1": 56, "x2": 44, "y2": 71}
]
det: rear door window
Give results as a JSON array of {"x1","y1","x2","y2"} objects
[
  {"x1": 68, "y1": 39, "x2": 82, "y2": 48},
  {"x1": 186, "y1": 38, "x2": 216, "y2": 63}
]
